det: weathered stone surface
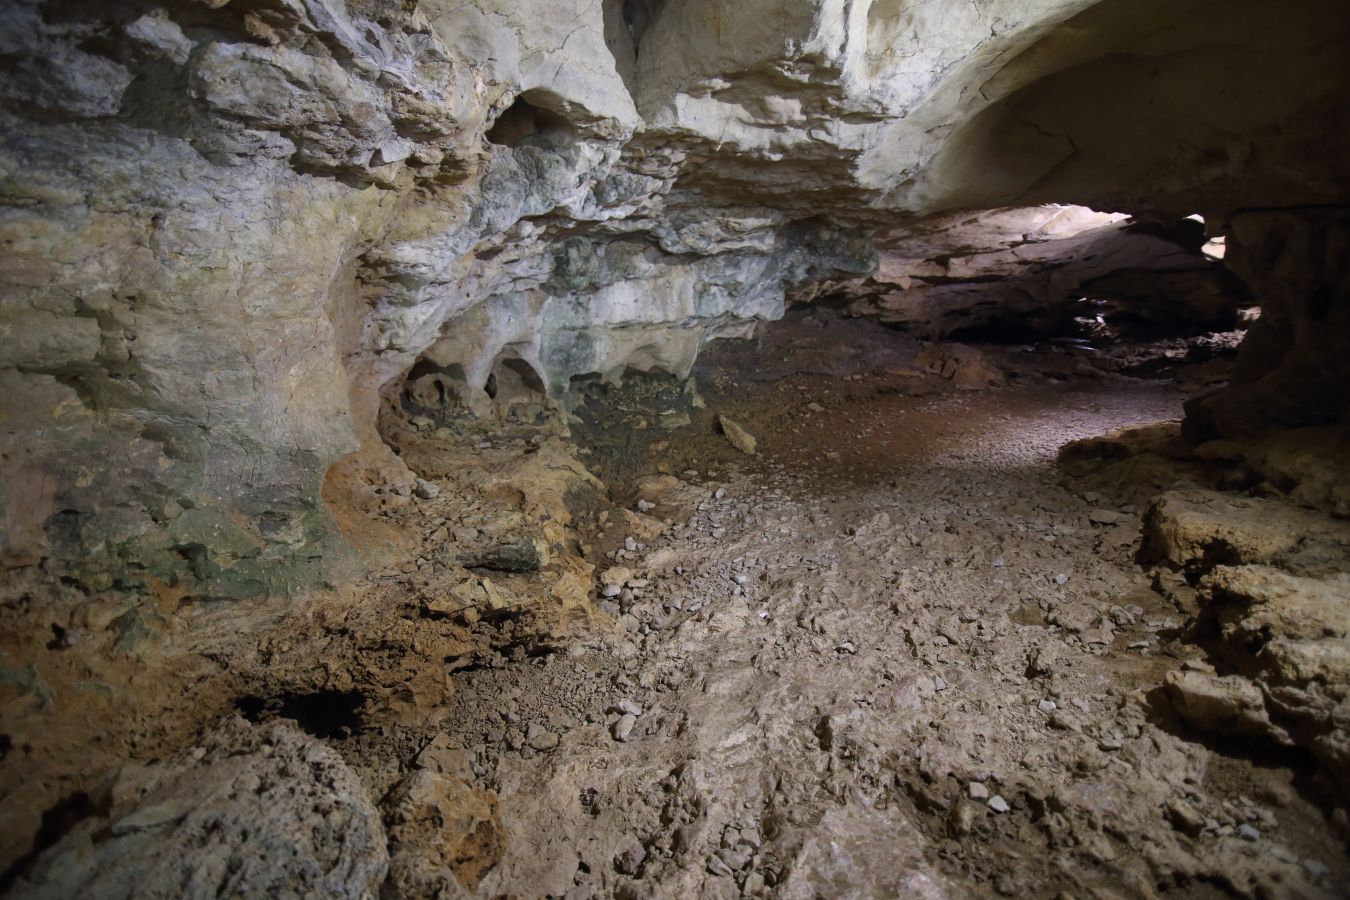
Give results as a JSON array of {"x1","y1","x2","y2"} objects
[
  {"x1": 383, "y1": 735, "x2": 505, "y2": 896},
  {"x1": 916, "y1": 343, "x2": 1004, "y2": 390},
  {"x1": 11, "y1": 718, "x2": 388, "y2": 899},
  {"x1": 1197, "y1": 565, "x2": 1350, "y2": 792},
  {"x1": 718, "y1": 415, "x2": 757, "y2": 455},
  {"x1": 1140, "y1": 488, "x2": 1350, "y2": 578},
  {"x1": 1142, "y1": 485, "x2": 1350, "y2": 793},
  {"x1": 1164, "y1": 670, "x2": 1292, "y2": 744}
]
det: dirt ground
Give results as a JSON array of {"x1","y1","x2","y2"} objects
[{"x1": 3, "y1": 311, "x2": 1346, "y2": 898}]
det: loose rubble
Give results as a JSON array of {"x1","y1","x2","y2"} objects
[{"x1": 5, "y1": 313, "x2": 1347, "y2": 897}]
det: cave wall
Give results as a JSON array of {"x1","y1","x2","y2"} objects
[
  {"x1": 2, "y1": 0, "x2": 1349, "y2": 593},
  {"x1": 1184, "y1": 208, "x2": 1350, "y2": 441}
]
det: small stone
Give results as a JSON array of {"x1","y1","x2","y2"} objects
[
  {"x1": 733, "y1": 573, "x2": 749, "y2": 585},
  {"x1": 615, "y1": 698, "x2": 642, "y2": 716},
  {"x1": 716, "y1": 845, "x2": 752, "y2": 870},
  {"x1": 967, "y1": 782, "x2": 989, "y2": 801},
  {"x1": 1037, "y1": 699, "x2": 1057, "y2": 714},
  {"x1": 1166, "y1": 799, "x2": 1205, "y2": 837},
  {"x1": 601, "y1": 584, "x2": 622, "y2": 598},
  {"x1": 613, "y1": 713, "x2": 637, "y2": 742},
  {"x1": 527, "y1": 729, "x2": 559, "y2": 751},
  {"x1": 987, "y1": 795, "x2": 1010, "y2": 813},
  {"x1": 1238, "y1": 823, "x2": 1261, "y2": 841},
  {"x1": 1088, "y1": 509, "x2": 1126, "y2": 525},
  {"x1": 1028, "y1": 644, "x2": 1058, "y2": 676},
  {"x1": 636, "y1": 499, "x2": 654, "y2": 512},
  {"x1": 719, "y1": 415, "x2": 757, "y2": 455},
  {"x1": 1054, "y1": 573, "x2": 1069, "y2": 586},
  {"x1": 946, "y1": 798, "x2": 978, "y2": 836},
  {"x1": 959, "y1": 608, "x2": 979, "y2": 623},
  {"x1": 623, "y1": 536, "x2": 637, "y2": 552},
  {"x1": 992, "y1": 556, "x2": 1006, "y2": 568},
  {"x1": 1303, "y1": 859, "x2": 1330, "y2": 878},
  {"x1": 614, "y1": 843, "x2": 646, "y2": 875},
  {"x1": 600, "y1": 566, "x2": 632, "y2": 586},
  {"x1": 413, "y1": 478, "x2": 440, "y2": 500},
  {"x1": 932, "y1": 675, "x2": 947, "y2": 691}
]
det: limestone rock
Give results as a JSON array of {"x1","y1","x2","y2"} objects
[
  {"x1": 917, "y1": 343, "x2": 1004, "y2": 390},
  {"x1": 1164, "y1": 670, "x2": 1291, "y2": 744},
  {"x1": 1141, "y1": 485, "x2": 1350, "y2": 792},
  {"x1": 384, "y1": 735, "x2": 505, "y2": 896},
  {"x1": 1185, "y1": 208, "x2": 1350, "y2": 441},
  {"x1": 1197, "y1": 565, "x2": 1350, "y2": 791},
  {"x1": 1222, "y1": 426, "x2": 1350, "y2": 516},
  {"x1": 718, "y1": 416, "x2": 758, "y2": 455},
  {"x1": 1139, "y1": 489, "x2": 1350, "y2": 578},
  {"x1": 12, "y1": 718, "x2": 388, "y2": 899}
]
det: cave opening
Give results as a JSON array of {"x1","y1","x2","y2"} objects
[
  {"x1": 401, "y1": 357, "x2": 469, "y2": 418},
  {"x1": 485, "y1": 92, "x2": 580, "y2": 149}
]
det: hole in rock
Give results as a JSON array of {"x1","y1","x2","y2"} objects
[
  {"x1": 483, "y1": 352, "x2": 549, "y2": 420},
  {"x1": 234, "y1": 689, "x2": 367, "y2": 740},
  {"x1": 402, "y1": 358, "x2": 469, "y2": 416},
  {"x1": 486, "y1": 92, "x2": 579, "y2": 148}
]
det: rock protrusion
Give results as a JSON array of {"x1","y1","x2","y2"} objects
[{"x1": 12, "y1": 718, "x2": 388, "y2": 900}]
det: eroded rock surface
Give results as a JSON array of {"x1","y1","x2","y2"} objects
[{"x1": 11, "y1": 718, "x2": 388, "y2": 900}]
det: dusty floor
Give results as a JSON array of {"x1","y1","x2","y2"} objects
[
  {"x1": 368, "y1": 314, "x2": 1346, "y2": 897},
  {"x1": 3, "y1": 313, "x2": 1346, "y2": 898}
]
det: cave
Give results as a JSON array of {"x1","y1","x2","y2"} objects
[
  {"x1": 2, "y1": 1, "x2": 1350, "y2": 897},
  {"x1": 484, "y1": 92, "x2": 580, "y2": 149}
]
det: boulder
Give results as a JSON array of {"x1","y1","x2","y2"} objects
[{"x1": 11, "y1": 718, "x2": 388, "y2": 900}]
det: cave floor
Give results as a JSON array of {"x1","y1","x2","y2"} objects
[
  {"x1": 5, "y1": 317, "x2": 1345, "y2": 898},
  {"x1": 358, "y1": 318, "x2": 1346, "y2": 897}
]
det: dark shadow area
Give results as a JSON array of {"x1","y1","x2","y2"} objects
[
  {"x1": 0, "y1": 790, "x2": 100, "y2": 894},
  {"x1": 486, "y1": 92, "x2": 580, "y2": 149},
  {"x1": 235, "y1": 688, "x2": 367, "y2": 740},
  {"x1": 603, "y1": 0, "x2": 669, "y2": 96}
]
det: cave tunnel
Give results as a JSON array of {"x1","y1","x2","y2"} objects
[{"x1": 2, "y1": 0, "x2": 1350, "y2": 897}]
